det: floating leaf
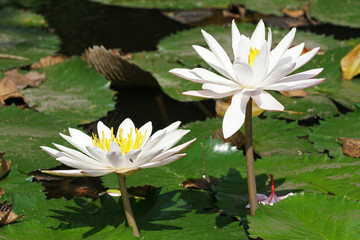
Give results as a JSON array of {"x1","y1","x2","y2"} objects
[
  {"x1": 0, "y1": 152, "x2": 11, "y2": 179},
  {"x1": 309, "y1": 110, "x2": 360, "y2": 156},
  {"x1": 84, "y1": 45, "x2": 160, "y2": 89},
  {"x1": 30, "y1": 55, "x2": 68, "y2": 69},
  {"x1": 340, "y1": 137, "x2": 360, "y2": 157},
  {"x1": 4, "y1": 69, "x2": 46, "y2": 90},
  {"x1": 0, "y1": 76, "x2": 24, "y2": 106},
  {"x1": 248, "y1": 193, "x2": 360, "y2": 240},
  {"x1": 341, "y1": 43, "x2": 360, "y2": 80}
]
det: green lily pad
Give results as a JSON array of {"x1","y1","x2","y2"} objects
[
  {"x1": 212, "y1": 153, "x2": 360, "y2": 217},
  {"x1": 0, "y1": 106, "x2": 67, "y2": 172},
  {"x1": 248, "y1": 193, "x2": 360, "y2": 240},
  {"x1": 310, "y1": 0, "x2": 360, "y2": 28},
  {"x1": 0, "y1": 7, "x2": 47, "y2": 27},
  {"x1": 308, "y1": 110, "x2": 360, "y2": 157},
  {"x1": 22, "y1": 57, "x2": 114, "y2": 126},
  {"x1": 0, "y1": 9, "x2": 58, "y2": 71}
]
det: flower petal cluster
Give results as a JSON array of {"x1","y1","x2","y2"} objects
[
  {"x1": 246, "y1": 173, "x2": 294, "y2": 208},
  {"x1": 41, "y1": 119, "x2": 196, "y2": 177},
  {"x1": 170, "y1": 20, "x2": 324, "y2": 138}
]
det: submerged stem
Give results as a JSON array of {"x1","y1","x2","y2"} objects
[
  {"x1": 245, "y1": 99, "x2": 258, "y2": 217},
  {"x1": 117, "y1": 174, "x2": 140, "y2": 238}
]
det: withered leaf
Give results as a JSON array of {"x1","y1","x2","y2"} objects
[
  {"x1": 282, "y1": 8, "x2": 305, "y2": 18},
  {"x1": 182, "y1": 177, "x2": 217, "y2": 190},
  {"x1": 279, "y1": 89, "x2": 307, "y2": 98},
  {"x1": 0, "y1": 54, "x2": 28, "y2": 61},
  {"x1": 0, "y1": 188, "x2": 4, "y2": 198},
  {"x1": 30, "y1": 55, "x2": 68, "y2": 69},
  {"x1": 213, "y1": 129, "x2": 245, "y2": 150},
  {"x1": 84, "y1": 45, "x2": 160, "y2": 89},
  {"x1": 0, "y1": 77, "x2": 23, "y2": 106},
  {"x1": 4, "y1": 69, "x2": 46, "y2": 90},
  {"x1": 0, "y1": 201, "x2": 23, "y2": 225},
  {"x1": 0, "y1": 152, "x2": 11, "y2": 179},
  {"x1": 339, "y1": 137, "x2": 360, "y2": 157},
  {"x1": 223, "y1": 4, "x2": 246, "y2": 19},
  {"x1": 32, "y1": 169, "x2": 105, "y2": 199},
  {"x1": 340, "y1": 44, "x2": 360, "y2": 80},
  {"x1": 216, "y1": 97, "x2": 264, "y2": 118}
]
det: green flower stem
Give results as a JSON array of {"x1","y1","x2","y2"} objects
[
  {"x1": 245, "y1": 99, "x2": 259, "y2": 217},
  {"x1": 117, "y1": 174, "x2": 140, "y2": 238}
]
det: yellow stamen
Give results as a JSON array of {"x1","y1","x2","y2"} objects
[
  {"x1": 91, "y1": 127, "x2": 146, "y2": 154},
  {"x1": 248, "y1": 47, "x2": 259, "y2": 66}
]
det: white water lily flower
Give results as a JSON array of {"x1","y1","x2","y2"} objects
[
  {"x1": 170, "y1": 20, "x2": 325, "y2": 138},
  {"x1": 41, "y1": 119, "x2": 196, "y2": 177}
]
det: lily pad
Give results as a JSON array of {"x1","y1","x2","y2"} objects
[
  {"x1": 248, "y1": 193, "x2": 360, "y2": 240},
  {"x1": 0, "y1": 7, "x2": 47, "y2": 28},
  {"x1": 22, "y1": 57, "x2": 114, "y2": 126},
  {"x1": 0, "y1": 105, "x2": 67, "y2": 172},
  {"x1": 0, "y1": 9, "x2": 58, "y2": 71},
  {"x1": 213, "y1": 154, "x2": 360, "y2": 217},
  {"x1": 308, "y1": 109, "x2": 360, "y2": 157},
  {"x1": 310, "y1": 0, "x2": 360, "y2": 28}
]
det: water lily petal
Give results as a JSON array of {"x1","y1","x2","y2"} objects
[
  {"x1": 60, "y1": 133, "x2": 92, "y2": 156},
  {"x1": 260, "y1": 62, "x2": 296, "y2": 87},
  {"x1": 277, "y1": 68, "x2": 323, "y2": 83},
  {"x1": 231, "y1": 20, "x2": 241, "y2": 58},
  {"x1": 183, "y1": 89, "x2": 236, "y2": 99},
  {"x1": 267, "y1": 28, "x2": 272, "y2": 51},
  {"x1": 106, "y1": 150, "x2": 123, "y2": 169},
  {"x1": 141, "y1": 153, "x2": 186, "y2": 168},
  {"x1": 41, "y1": 146, "x2": 63, "y2": 158},
  {"x1": 193, "y1": 45, "x2": 235, "y2": 80},
  {"x1": 81, "y1": 169, "x2": 114, "y2": 177},
  {"x1": 232, "y1": 61, "x2": 254, "y2": 86},
  {"x1": 201, "y1": 29, "x2": 235, "y2": 77},
  {"x1": 293, "y1": 47, "x2": 320, "y2": 71},
  {"x1": 223, "y1": 92, "x2": 250, "y2": 138},
  {"x1": 169, "y1": 68, "x2": 205, "y2": 83},
  {"x1": 55, "y1": 156, "x2": 103, "y2": 170},
  {"x1": 202, "y1": 83, "x2": 240, "y2": 94},
  {"x1": 252, "y1": 42, "x2": 269, "y2": 84},
  {"x1": 150, "y1": 138, "x2": 196, "y2": 163},
  {"x1": 235, "y1": 35, "x2": 250, "y2": 64},
  {"x1": 252, "y1": 91, "x2": 284, "y2": 111},
  {"x1": 86, "y1": 145, "x2": 107, "y2": 161},
  {"x1": 282, "y1": 43, "x2": 304, "y2": 61},
  {"x1": 250, "y1": 19, "x2": 265, "y2": 49},
  {"x1": 117, "y1": 118, "x2": 136, "y2": 140},
  {"x1": 265, "y1": 78, "x2": 325, "y2": 91},
  {"x1": 139, "y1": 121, "x2": 152, "y2": 145},
  {"x1": 97, "y1": 121, "x2": 111, "y2": 139},
  {"x1": 191, "y1": 68, "x2": 238, "y2": 85},
  {"x1": 53, "y1": 143, "x2": 104, "y2": 166},
  {"x1": 267, "y1": 28, "x2": 296, "y2": 74},
  {"x1": 41, "y1": 169, "x2": 86, "y2": 177},
  {"x1": 68, "y1": 128, "x2": 93, "y2": 148}
]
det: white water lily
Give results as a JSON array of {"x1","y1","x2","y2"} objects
[
  {"x1": 170, "y1": 20, "x2": 324, "y2": 138},
  {"x1": 41, "y1": 119, "x2": 196, "y2": 177}
]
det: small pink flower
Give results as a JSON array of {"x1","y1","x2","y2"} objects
[{"x1": 246, "y1": 173, "x2": 294, "y2": 208}]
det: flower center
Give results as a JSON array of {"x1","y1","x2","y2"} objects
[
  {"x1": 248, "y1": 47, "x2": 259, "y2": 66},
  {"x1": 91, "y1": 127, "x2": 146, "y2": 154}
]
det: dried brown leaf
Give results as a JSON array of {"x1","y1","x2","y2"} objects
[
  {"x1": 84, "y1": 45, "x2": 160, "y2": 89},
  {"x1": 216, "y1": 97, "x2": 264, "y2": 117},
  {"x1": 4, "y1": 69, "x2": 46, "y2": 90},
  {"x1": 0, "y1": 77, "x2": 23, "y2": 106},
  {"x1": 339, "y1": 137, "x2": 360, "y2": 157},
  {"x1": 340, "y1": 44, "x2": 360, "y2": 80},
  {"x1": 0, "y1": 54, "x2": 28, "y2": 61},
  {"x1": 282, "y1": 8, "x2": 305, "y2": 18},
  {"x1": 30, "y1": 55, "x2": 68, "y2": 69},
  {"x1": 0, "y1": 152, "x2": 11, "y2": 179},
  {"x1": 0, "y1": 188, "x2": 4, "y2": 198},
  {"x1": 32, "y1": 169, "x2": 105, "y2": 199},
  {"x1": 0, "y1": 201, "x2": 23, "y2": 225},
  {"x1": 182, "y1": 177, "x2": 217, "y2": 190},
  {"x1": 279, "y1": 89, "x2": 307, "y2": 98}
]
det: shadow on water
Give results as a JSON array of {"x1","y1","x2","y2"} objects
[{"x1": 5, "y1": 0, "x2": 190, "y2": 55}]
